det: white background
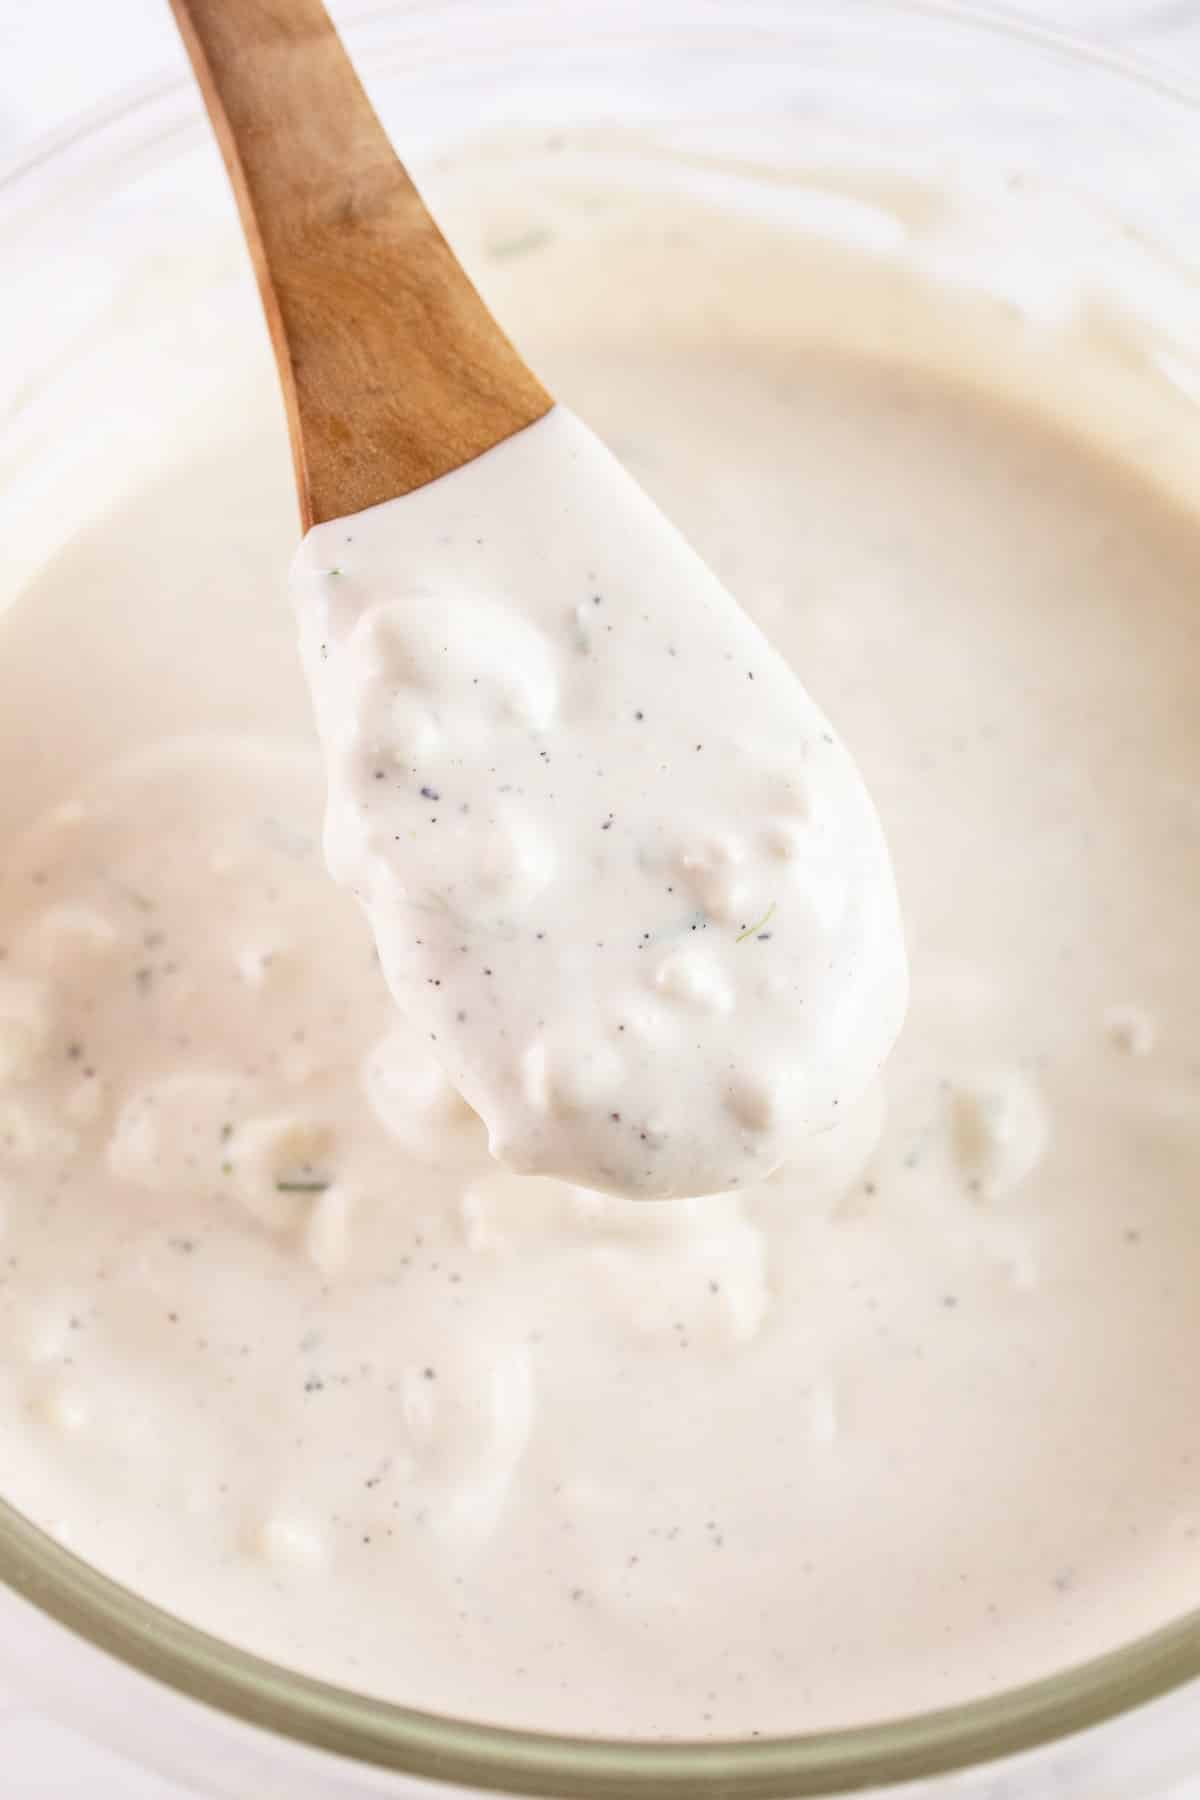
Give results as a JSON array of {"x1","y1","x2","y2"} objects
[
  {"x1": 1, "y1": 2, "x2": 1197, "y2": 1794},
  {"x1": 1, "y1": 0, "x2": 1198, "y2": 154}
]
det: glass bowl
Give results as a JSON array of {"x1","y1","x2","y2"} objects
[{"x1": 3, "y1": 3, "x2": 1200, "y2": 1795}]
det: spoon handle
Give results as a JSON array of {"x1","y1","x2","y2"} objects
[{"x1": 169, "y1": 0, "x2": 553, "y2": 528}]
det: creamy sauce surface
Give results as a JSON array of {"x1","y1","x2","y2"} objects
[
  {"x1": 293, "y1": 407, "x2": 906, "y2": 1198},
  {"x1": 2, "y1": 172, "x2": 1200, "y2": 1739}
]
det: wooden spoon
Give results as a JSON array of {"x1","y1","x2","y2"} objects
[{"x1": 169, "y1": 0, "x2": 553, "y2": 529}]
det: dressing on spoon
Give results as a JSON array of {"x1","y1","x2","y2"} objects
[{"x1": 174, "y1": 0, "x2": 908, "y2": 1197}]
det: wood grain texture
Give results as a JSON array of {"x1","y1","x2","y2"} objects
[{"x1": 169, "y1": 0, "x2": 553, "y2": 528}]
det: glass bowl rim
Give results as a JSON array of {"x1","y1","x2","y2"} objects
[{"x1": 3, "y1": 2, "x2": 1200, "y2": 1791}]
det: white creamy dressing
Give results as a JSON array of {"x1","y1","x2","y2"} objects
[
  {"x1": 2, "y1": 167, "x2": 1200, "y2": 1739},
  {"x1": 292, "y1": 407, "x2": 907, "y2": 1198}
]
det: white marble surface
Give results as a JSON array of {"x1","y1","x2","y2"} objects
[{"x1": 1, "y1": 2, "x2": 1198, "y2": 1795}]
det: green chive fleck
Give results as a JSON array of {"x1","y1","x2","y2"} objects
[{"x1": 736, "y1": 901, "x2": 777, "y2": 943}]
